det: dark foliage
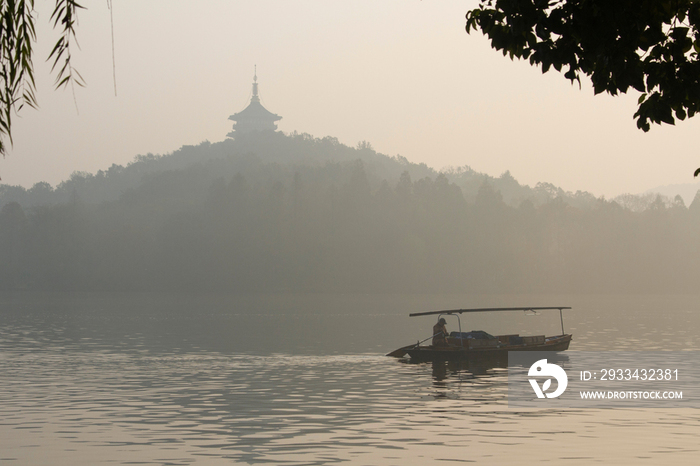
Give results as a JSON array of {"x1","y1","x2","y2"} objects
[{"x1": 466, "y1": 1, "x2": 700, "y2": 132}]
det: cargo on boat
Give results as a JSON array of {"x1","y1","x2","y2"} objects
[{"x1": 387, "y1": 307, "x2": 572, "y2": 362}]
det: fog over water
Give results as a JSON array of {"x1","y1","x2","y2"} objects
[
  {"x1": 1, "y1": 2, "x2": 700, "y2": 465},
  {"x1": 2, "y1": 133, "x2": 699, "y2": 464}
]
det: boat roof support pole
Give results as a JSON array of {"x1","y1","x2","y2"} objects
[{"x1": 560, "y1": 308, "x2": 565, "y2": 335}]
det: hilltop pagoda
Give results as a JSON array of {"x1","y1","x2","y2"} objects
[{"x1": 227, "y1": 68, "x2": 282, "y2": 138}]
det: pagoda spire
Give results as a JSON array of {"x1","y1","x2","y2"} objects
[{"x1": 251, "y1": 65, "x2": 260, "y2": 103}]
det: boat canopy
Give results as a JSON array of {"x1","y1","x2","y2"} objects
[{"x1": 409, "y1": 307, "x2": 571, "y2": 317}]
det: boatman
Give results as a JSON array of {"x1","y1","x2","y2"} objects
[{"x1": 432, "y1": 318, "x2": 448, "y2": 347}]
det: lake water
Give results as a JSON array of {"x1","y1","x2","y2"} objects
[{"x1": 1, "y1": 292, "x2": 699, "y2": 465}]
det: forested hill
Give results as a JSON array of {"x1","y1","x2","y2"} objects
[
  {"x1": 1, "y1": 131, "x2": 594, "y2": 209},
  {"x1": 1, "y1": 132, "x2": 699, "y2": 293}
]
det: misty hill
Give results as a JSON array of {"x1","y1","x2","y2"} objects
[
  {"x1": 1, "y1": 131, "x2": 700, "y2": 294},
  {"x1": 644, "y1": 180, "x2": 700, "y2": 207},
  {"x1": 1, "y1": 131, "x2": 598, "y2": 210}
]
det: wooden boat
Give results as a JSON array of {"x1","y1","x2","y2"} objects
[{"x1": 387, "y1": 307, "x2": 572, "y2": 362}]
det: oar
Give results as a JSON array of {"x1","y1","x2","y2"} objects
[{"x1": 386, "y1": 332, "x2": 442, "y2": 358}]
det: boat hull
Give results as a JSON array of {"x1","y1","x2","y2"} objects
[{"x1": 403, "y1": 334, "x2": 572, "y2": 362}]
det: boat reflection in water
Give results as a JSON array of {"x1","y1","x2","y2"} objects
[
  {"x1": 430, "y1": 357, "x2": 505, "y2": 383},
  {"x1": 400, "y1": 351, "x2": 509, "y2": 378},
  {"x1": 398, "y1": 353, "x2": 513, "y2": 401},
  {"x1": 400, "y1": 349, "x2": 571, "y2": 403}
]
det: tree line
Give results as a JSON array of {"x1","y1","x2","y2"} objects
[{"x1": 1, "y1": 133, "x2": 699, "y2": 293}]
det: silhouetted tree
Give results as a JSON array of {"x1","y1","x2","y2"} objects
[{"x1": 466, "y1": 0, "x2": 700, "y2": 131}]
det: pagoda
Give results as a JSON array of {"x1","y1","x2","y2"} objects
[{"x1": 227, "y1": 68, "x2": 282, "y2": 138}]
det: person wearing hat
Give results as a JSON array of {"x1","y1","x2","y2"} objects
[{"x1": 432, "y1": 317, "x2": 448, "y2": 347}]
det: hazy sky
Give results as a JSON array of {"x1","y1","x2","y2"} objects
[{"x1": 3, "y1": 0, "x2": 700, "y2": 198}]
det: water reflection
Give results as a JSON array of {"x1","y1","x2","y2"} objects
[
  {"x1": 405, "y1": 353, "x2": 569, "y2": 384},
  {"x1": 1, "y1": 293, "x2": 699, "y2": 465}
]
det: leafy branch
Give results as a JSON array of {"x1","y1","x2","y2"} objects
[
  {"x1": 0, "y1": 0, "x2": 84, "y2": 158},
  {"x1": 465, "y1": 0, "x2": 700, "y2": 132},
  {"x1": 48, "y1": 0, "x2": 84, "y2": 89}
]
